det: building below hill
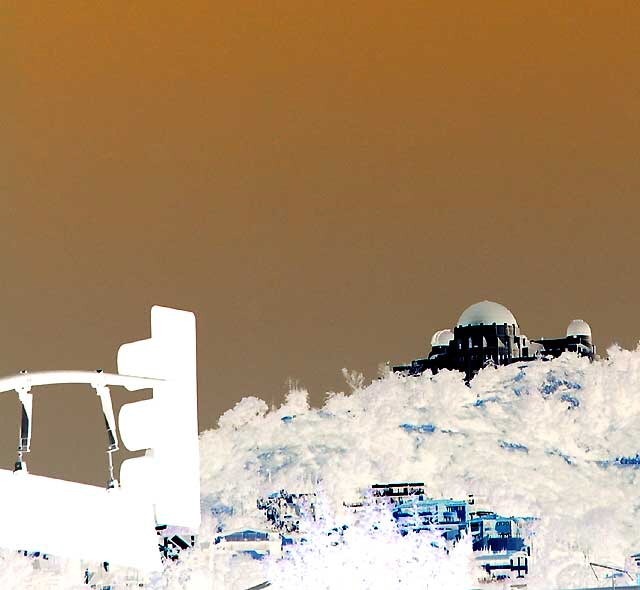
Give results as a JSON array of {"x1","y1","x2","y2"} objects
[{"x1": 393, "y1": 300, "x2": 595, "y2": 381}]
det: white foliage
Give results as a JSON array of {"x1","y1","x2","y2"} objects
[
  {"x1": 264, "y1": 501, "x2": 475, "y2": 590},
  {"x1": 218, "y1": 396, "x2": 269, "y2": 430},
  {"x1": 200, "y1": 351, "x2": 640, "y2": 588}
]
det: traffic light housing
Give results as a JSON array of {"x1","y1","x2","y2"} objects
[{"x1": 117, "y1": 306, "x2": 200, "y2": 530}]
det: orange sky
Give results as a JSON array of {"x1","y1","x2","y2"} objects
[{"x1": 3, "y1": 2, "x2": 640, "y2": 485}]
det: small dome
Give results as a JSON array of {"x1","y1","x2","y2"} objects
[
  {"x1": 566, "y1": 319, "x2": 591, "y2": 338},
  {"x1": 456, "y1": 300, "x2": 518, "y2": 328},
  {"x1": 431, "y1": 329, "x2": 454, "y2": 347}
]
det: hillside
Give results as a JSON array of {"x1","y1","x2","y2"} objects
[{"x1": 200, "y1": 347, "x2": 640, "y2": 587}]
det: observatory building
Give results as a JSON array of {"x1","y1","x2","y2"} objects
[{"x1": 393, "y1": 300, "x2": 595, "y2": 381}]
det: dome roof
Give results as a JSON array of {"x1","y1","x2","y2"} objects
[
  {"x1": 431, "y1": 329, "x2": 454, "y2": 347},
  {"x1": 456, "y1": 301, "x2": 518, "y2": 328},
  {"x1": 566, "y1": 319, "x2": 591, "y2": 338}
]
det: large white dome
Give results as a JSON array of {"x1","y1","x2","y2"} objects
[
  {"x1": 566, "y1": 319, "x2": 592, "y2": 338},
  {"x1": 456, "y1": 301, "x2": 518, "y2": 328}
]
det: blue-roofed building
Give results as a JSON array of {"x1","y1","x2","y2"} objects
[
  {"x1": 213, "y1": 528, "x2": 282, "y2": 560},
  {"x1": 380, "y1": 489, "x2": 532, "y2": 582}
]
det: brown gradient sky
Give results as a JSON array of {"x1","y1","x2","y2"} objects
[{"x1": 3, "y1": 2, "x2": 640, "y2": 486}]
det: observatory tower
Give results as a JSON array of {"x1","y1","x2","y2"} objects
[{"x1": 393, "y1": 300, "x2": 595, "y2": 381}]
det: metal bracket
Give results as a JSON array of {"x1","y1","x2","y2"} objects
[
  {"x1": 92, "y1": 370, "x2": 120, "y2": 489},
  {"x1": 15, "y1": 370, "x2": 33, "y2": 473}
]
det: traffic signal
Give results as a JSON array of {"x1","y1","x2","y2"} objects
[{"x1": 117, "y1": 306, "x2": 200, "y2": 530}]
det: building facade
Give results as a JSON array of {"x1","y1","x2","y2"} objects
[{"x1": 393, "y1": 301, "x2": 595, "y2": 381}]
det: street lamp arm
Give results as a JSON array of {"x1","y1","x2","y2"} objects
[{"x1": 0, "y1": 370, "x2": 163, "y2": 394}]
